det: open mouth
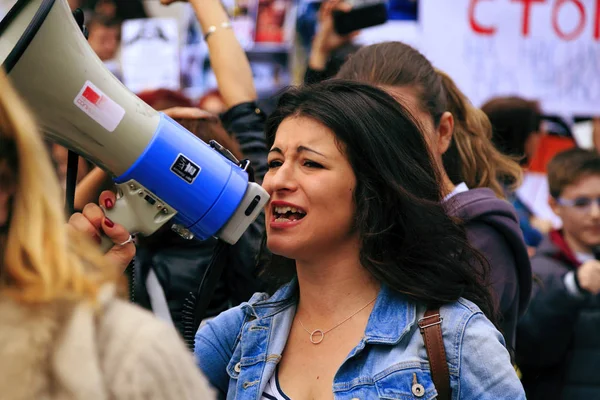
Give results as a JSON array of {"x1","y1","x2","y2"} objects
[{"x1": 272, "y1": 205, "x2": 307, "y2": 222}]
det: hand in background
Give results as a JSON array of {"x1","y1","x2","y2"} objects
[
  {"x1": 309, "y1": 0, "x2": 358, "y2": 71},
  {"x1": 576, "y1": 259, "x2": 600, "y2": 295},
  {"x1": 530, "y1": 216, "x2": 554, "y2": 234}
]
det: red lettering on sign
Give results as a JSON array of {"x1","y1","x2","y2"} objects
[
  {"x1": 595, "y1": 0, "x2": 600, "y2": 39},
  {"x1": 512, "y1": 0, "x2": 546, "y2": 36},
  {"x1": 552, "y1": 0, "x2": 586, "y2": 40},
  {"x1": 469, "y1": 0, "x2": 497, "y2": 35}
]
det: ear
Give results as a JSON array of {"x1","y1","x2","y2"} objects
[
  {"x1": 436, "y1": 112, "x2": 454, "y2": 156},
  {"x1": 549, "y1": 196, "x2": 561, "y2": 217}
]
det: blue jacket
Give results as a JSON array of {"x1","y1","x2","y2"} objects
[{"x1": 195, "y1": 281, "x2": 525, "y2": 399}]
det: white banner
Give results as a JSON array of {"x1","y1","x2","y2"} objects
[{"x1": 420, "y1": 0, "x2": 600, "y2": 115}]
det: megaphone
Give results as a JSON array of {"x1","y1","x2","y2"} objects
[{"x1": 0, "y1": 0, "x2": 269, "y2": 250}]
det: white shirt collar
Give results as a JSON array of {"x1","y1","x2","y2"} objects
[{"x1": 443, "y1": 182, "x2": 469, "y2": 202}]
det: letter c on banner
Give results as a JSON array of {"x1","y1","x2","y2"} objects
[
  {"x1": 469, "y1": 0, "x2": 497, "y2": 35},
  {"x1": 552, "y1": 0, "x2": 586, "y2": 41}
]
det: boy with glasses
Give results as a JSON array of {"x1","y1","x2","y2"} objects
[{"x1": 517, "y1": 148, "x2": 600, "y2": 400}]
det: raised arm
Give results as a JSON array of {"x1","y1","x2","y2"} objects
[
  {"x1": 161, "y1": 0, "x2": 256, "y2": 107},
  {"x1": 304, "y1": 0, "x2": 356, "y2": 84}
]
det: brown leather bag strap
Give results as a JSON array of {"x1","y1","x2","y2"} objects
[{"x1": 419, "y1": 308, "x2": 451, "y2": 400}]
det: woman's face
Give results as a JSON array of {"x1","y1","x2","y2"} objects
[{"x1": 263, "y1": 116, "x2": 357, "y2": 260}]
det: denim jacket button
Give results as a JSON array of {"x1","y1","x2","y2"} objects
[
  {"x1": 412, "y1": 383, "x2": 425, "y2": 397},
  {"x1": 234, "y1": 362, "x2": 242, "y2": 373}
]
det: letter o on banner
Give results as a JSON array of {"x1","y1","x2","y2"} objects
[{"x1": 552, "y1": 0, "x2": 586, "y2": 41}]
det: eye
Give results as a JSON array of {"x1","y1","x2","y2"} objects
[
  {"x1": 573, "y1": 198, "x2": 592, "y2": 208},
  {"x1": 267, "y1": 160, "x2": 283, "y2": 169},
  {"x1": 303, "y1": 160, "x2": 323, "y2": 168}
]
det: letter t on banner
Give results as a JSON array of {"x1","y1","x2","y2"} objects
[{"x1": 512, "y1": 0, "x2": 546, "y2": 36}]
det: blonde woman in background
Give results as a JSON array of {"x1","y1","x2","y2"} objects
[
  {"x1": 337, "y1": 42, "x2": 532, "y2": 355},
  {"x1": 436, "y1": 69, "x2": 522, "y2": 198},
  {"x1": 0, "y1": 71, "x2": 214, "y2": 400}
]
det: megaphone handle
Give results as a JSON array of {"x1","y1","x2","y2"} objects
[
  {"x1": 98, "y1": 195, "x2": 139, "y2": 253},
  {"x1": 97, "y1": 180, "x2": 178, "y2": 253}
]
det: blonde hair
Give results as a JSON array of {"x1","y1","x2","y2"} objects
[
  {"x1": 437, "y1": 70, "x2": 522, "y2": 198},
  {"x1": 0, "y1": 71, "x2": 117, "y2": 304}
]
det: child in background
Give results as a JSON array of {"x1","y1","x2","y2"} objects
[{"x1": 517, "y1": 148, "x2": 600, "y2": 400}]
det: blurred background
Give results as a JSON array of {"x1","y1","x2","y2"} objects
[{"x1": 1, "y1": 0, "x2": 599, "y2": 226}]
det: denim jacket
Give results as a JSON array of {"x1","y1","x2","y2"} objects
[{"x1": 195, "y1": 281, "x2": 525, "y2": 399}]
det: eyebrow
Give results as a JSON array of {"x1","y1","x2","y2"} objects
[{"x1": 268, "y1": 146, "x2": 326, "y2": 157}]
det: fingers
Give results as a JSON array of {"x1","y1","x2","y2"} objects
[
  {"x1": 106, "y1": 241, "x2": 136, "y2": 274},
  {"x1": 346, "y1": 30, "x2": 361, "y2": 40},
  {"x1": 68, "y1": 212, "x2": 101, "y2": 244},
  {"x1": 98, "y1": 190, "x2": 118, "y2": 235},
  {"x1": 82, "y1": 202, "x2": 106, "y2": 230},
  {"x1": 99, "y1": 192, "x2": 136, "y2": 272},
  {"x1": 319, "y1": 0, "x2": 338, "y2": 21},
  {"x1": 99, "y1": 190, "x2": 117, "y2": 211},
  {"x1": 100, "y1": 190, "x2": 131, "y2": 245},
  {"x1": 104, "y1": 221, "x2": 136, "y2": 274},
  {"x1": 336, "y1": 1, "x2": 352, "y2": 12},
  {"x1": 102, "y1": 208, "x2": 136, "y2": 274},
  {"x1": 101, "y1": 215, "x2": 131, "y2": 245},
  {"x1": 68, "y1": 194, "x2": 135, "y2": 273}
]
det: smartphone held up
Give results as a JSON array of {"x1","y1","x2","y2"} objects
[{"x1": 332, "y1": 0, "x2": 388, "y2": 35}]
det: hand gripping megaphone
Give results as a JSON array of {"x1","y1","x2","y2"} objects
[{"x1": 0, "y1": 0, "x2": 269, "y2": 251}]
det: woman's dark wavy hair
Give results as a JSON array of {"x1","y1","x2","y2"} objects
[{"x1": 260, "y1": 80, "x2": 497, "y2": 321}]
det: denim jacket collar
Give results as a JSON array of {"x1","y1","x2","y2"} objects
[
  {"x1": 241, "y1": 279, "x2": 417, "y2": 346},
  {"x1": 363, "y1": 284, "x2": 416, "y2": 345}
]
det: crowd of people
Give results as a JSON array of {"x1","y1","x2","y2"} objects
[{"x1": 0, "y1": 0, "x2": 599, "y2": 399}]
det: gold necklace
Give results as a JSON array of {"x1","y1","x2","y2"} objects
[{"x1": 297, "y1": 296, "x2": 377, "y2": 344}]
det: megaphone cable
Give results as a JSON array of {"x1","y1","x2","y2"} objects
[
  {"x1": 181, "y1": 161, "x2": 258, "y2": 352},
  {"x1": 64, "y1": 150, "x2": 79, "y2": 216}
]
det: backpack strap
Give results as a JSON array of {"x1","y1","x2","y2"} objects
[{"x1": 419, "y1": 308, "x2": 451, "y2": 400}]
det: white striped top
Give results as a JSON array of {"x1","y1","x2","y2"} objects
[{"x1": 262, "y1": 368, "x2": 291, "y2": 400}]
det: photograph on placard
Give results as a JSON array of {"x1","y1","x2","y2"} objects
[
  {"x1": 253, "y1": 0, "x2": 295, "y2": 45},
  {"x1": 121, "y1": 18, "x2": 180, "y2": 93}
]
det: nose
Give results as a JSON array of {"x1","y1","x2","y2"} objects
[
  {"x1": 266, "y1": 162, "x2": 298, "y2": 195},
  {"x1": 590, "y1": 200, "x2": 600, "y2": 218}
]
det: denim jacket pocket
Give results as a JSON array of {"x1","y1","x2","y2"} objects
[{"x1": 374, "y1": 367, "x2": 437, "y2": 400}]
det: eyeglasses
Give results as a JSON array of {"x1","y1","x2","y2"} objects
[{"x1": 557, "y1": 197, "x2": 600, "y2": 211}]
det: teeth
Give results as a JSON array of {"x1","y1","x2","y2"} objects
[{"x1": 273, "y1": 205, "x2": 306, "y2": 214}]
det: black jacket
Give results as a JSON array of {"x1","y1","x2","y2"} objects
[
  {"x1": 516, "y1": 232, "x2": 600, "y2": 399},
  {"x1": 129, "y1": 102, "x2": 268, "y2": 338}
]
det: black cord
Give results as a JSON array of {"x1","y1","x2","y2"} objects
[
  {"x1": 182, "y1": 163, "x2": 257, "y2": 351},
  {"x1": 182, "y1": 240, "x2": 230, "y2": 351},
  {"x1": 64, "y1": 150, "x2": 79, "y2": 217}
]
